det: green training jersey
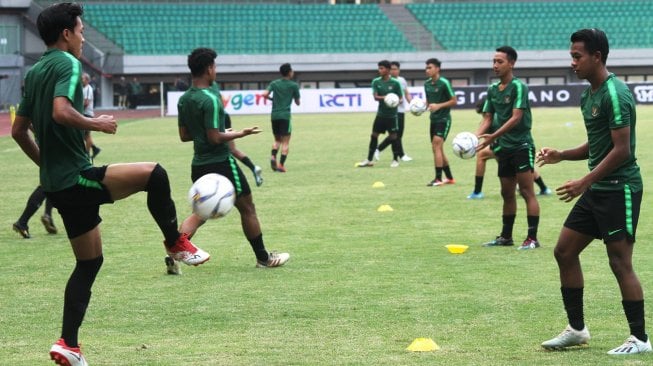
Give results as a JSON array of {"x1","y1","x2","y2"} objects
[
  {"x1": 482, "y1": 77, "x2": 534, "y2": 153},
  {"x1": 17, "y1": 48, "x2": 89, "y2": 192},
  {"x1": 177, "y1": 84, "x2": 230, "y2": 166},
  {"x1": 581, "y1": 74, "x2": 641, "y2": 192},
  {"x1": 424, "y1": 76, "x2": 455, "y2": 122},
  {"x1": 266, "y1": 78, "x2": 300, "y2": 120},
  {"x1": 372, "y1": 76, "x2": 402, "y2": 118}
]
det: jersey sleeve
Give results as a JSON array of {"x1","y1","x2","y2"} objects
[
  {"x1": 606, "y1": 84, "x2": 633, "y2": 129},
  {"x1": 482, "y1": 86, "x2": 495, "y2": 114},
  {"x1": 202, "y1": 91, "x2": 225, "y2": 132},
  {"x1": 442, "y1": 78, "x2": 455, "y2": 99},
  {"x1": 54, "y1": 57, "x2": 82, "y2": 102},
  {"x1": 512, "y1": 80, "x2": 529, "y2": 110},
  {"x1": 293, "y1": 83, "x2": 300, "y2": 99}
]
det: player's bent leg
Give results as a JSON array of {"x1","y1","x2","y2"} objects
[
  {"x1": 606, "y1": 239, "x2": 643, "y2": 300},
  {"x1": 102, "y1": 162, "x2": 158, "y2": 200},
  {"x1": 554, "y1": 227, "x2": 593, "y2": 288},
  {"x1": 179, "y1": 213, "x2": 207, "y2": 240}
]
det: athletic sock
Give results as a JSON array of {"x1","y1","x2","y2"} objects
[
  {"x1": 144, "y1": 164, "x2": 180, "y2": 246},
  {"x1": 435, "y1": 167, "x2": 443, "y2": 181},
  {"x1": 45, "y1": 198, "x2": 54, "y2": 217},
  {"x1": 377, "y1": 137, "x2": 390, "y2": 152},
  {"x1": 535, "y1": 176, "x2": 547, "y2": 192},
  {"x1": 18, "y1": 186, "x2": 46, "y2": 226},
  {"x1": 527, "y1": 215, "x2": 539, "y2": 239},
  {"x1": 62, "y1": 255, "x2": 104, "y2": 347},
  {"x1": 623, "y1": 300, "x2": 647, "y2": 342},
  {"x1": 561, "y1": 287, "x2": 585, "y2": 331},
  {"x1": 240, "y1": 156, "x2": 256, "y2": 172},
  {"x1": 500, "y1": 214, "x2": 516, "y2": 239},
  {"x1": 474, "y1": 176, "x2": 484, "y2": 194},
  {"x1": 391, "y1": 138, "x2": 401, "y2": 160},
  {"x1": 280, "y1": 154, "x2": 287, "y2": 166},
  {"x1": 443, "y1": 165, "x2": 453, "y2": 180},
  {"x1": 271, "y1": 149, "x2": 278, "y2": 160},
  {"x1": 367, "y1": 136, "x2": 378, "y2": 161},
  {"x1": 248, "y1": 233, "x2": 269, "y2": 262}
]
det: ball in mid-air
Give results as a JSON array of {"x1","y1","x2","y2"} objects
[
  {"x1": 452, "y1": 132, "x2": 479, "y2": 159},
  {"x1": 409, "y1": 97, "x2": 427, "y2": 116},
  {"x1": 188, "y1": 173, "x2": 236, "y2": 220}
]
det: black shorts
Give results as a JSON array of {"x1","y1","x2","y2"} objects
[
  {"x1": 191, "y1": 157, "x2": 251, "y2": 197},
  {"x1": 271, "y1": 119, "x2": 291, "y2": 136},
  {"x1": 496, "y1": 147, "x2": 535, "y2": 178},
  {"x1": 564, "y1": 188, "x2": 641, "y2": 243},
  {"x1": 45, "y1": 166, "x2": 114, "y2": 239},
  {"x1": 429, "y1": 118, "x2": 451, "y2": 140},
  {"x1": 372, "y1": 116, "x2": 398, "y2": 134}
]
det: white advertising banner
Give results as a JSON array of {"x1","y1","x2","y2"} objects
[{"x1": 166, "y1": 87, "x2": 427, "y2": 116}]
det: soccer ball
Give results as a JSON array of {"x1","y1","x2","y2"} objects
[
  {"x1": 384, "y1": 93, "x2": 400, "y2": 108},
  {"x1": 188, "y1": 173, "x2": 236, "y2": 220},
  {"x1": 409, "y1": 98, "x2": 427, "y2": 116},
  {"x1": 451, "y1": 132, "x2": 479, "y2": 159}
]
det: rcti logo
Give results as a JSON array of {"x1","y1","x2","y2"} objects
[{"x1": 319, "y1": 93, "x2": 362, "y2": 107}]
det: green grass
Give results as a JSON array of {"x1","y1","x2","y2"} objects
[{"x1": 1, "y1": 107, "x2": 653, "y2": 365}]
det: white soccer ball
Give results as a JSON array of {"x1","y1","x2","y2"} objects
[
  {"x1": 383, "y1": 93, "x2": 400, "y2": 108},
  {"x1": 452, "y1": 132, "x2": 479, "y2": 159},
  {"x1": 188, "y1": 173, "x2": 236, "y2": 220},
  {"x1": 409, "y1": 97, "x2": 427, "y2": 116}
]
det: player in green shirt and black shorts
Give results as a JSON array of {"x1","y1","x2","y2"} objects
[
  {"x1": 357, "y1": 60, "x2": 403, "y2": 167},
  {"x1": 11, "y1": 4, "x2": 210, "y2": 364},
  {"x1": 177, "y1": 48, "x2": 289, "y2": 270},
  {"x1": 476, "y1": 46, "x2": 541, "y2": 250},
  {"x1": 262, "y1": 63, "x2": 300, "y2": 173},
  {"x1": 539, "y1": 28, "x2": 650, "y2": 355}
]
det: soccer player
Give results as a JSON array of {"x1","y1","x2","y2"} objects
[
  {"x1": 261, "y1": 63, "x2": 300, "y2": 173},
  {"x1": 476, "y1": 46, "x2": 541, "y2": 250},
  {"x1": 11, "y1": 4, "x2": 210, "y2": 365},
  {"x1": 176, "y1": 47, "x2": 289, "y2": 269},
  {"x1": 13, "y1": 185, "x2": 58, "y2": 238},
  {"x1": 424, "y1": 58, "x2": 457, "y2": 185},
  {"x1": 357, "y1": 60, "x2": 403, "y2": 168},
  {"x1": 468, "y1": 98, "x2": 551, "y2": 199},
  {"x1": 539, "y1": 28, "x2": 651, "y2": 355},
  {"x1": 82, "y1": 72, "x2": 100, "y2": 159},
  {"x1": 375, "y1": 61, "x2": 412, "y2": 163}
]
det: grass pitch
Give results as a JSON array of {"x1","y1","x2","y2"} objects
[{"x1": 1, "y1": 106, "x2": 652, "y2": 365}]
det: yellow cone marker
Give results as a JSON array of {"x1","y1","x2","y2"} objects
[
  {"x1": 377, "y1": 204, "x2": 393, "y2": 212},
  {"x1": 372, "y1": 181, "x2": 385, "y2": 188},
  {"x1": 406, "y1": 338, "x2": 440, "y2": 352}
]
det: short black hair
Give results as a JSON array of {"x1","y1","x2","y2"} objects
[
  {"x1": 378, "y1": 60, "x2": 391, "y2": 69},
  {"x1": 280, "y1": 63, "x2": 292, "y2": 76},
  {"x1": 390, "y1": 61, "x2": 401, "y2": 68},
  {"x1": 425, "y1": 58, "x2": 441, "y2": 67},
  {"x1": 37, "y1": 2, "x2": 83, "y2": 46},
  {"x1": 187, "y1": 48, "x2": 217, "y2": 77},
  {"x1": 496, "y1": 46, "x2": 517, "y2": 62},
  {"x1": 570, "y1": 28, "x2": 609, "y2": 64}
]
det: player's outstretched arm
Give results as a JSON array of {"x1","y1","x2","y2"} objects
[{"x1": 52, "y1": 97, "x2": 117, "y2": 134}]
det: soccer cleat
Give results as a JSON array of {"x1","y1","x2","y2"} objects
[
  {"x1": 444, "y1": 178, "x2": 456, "y2": 185},
  {"x1": 373, "y1": 149, "x2": 380, "y2": 161},
  {"x1": 164, "y1": 255, "x2": 181, "y2": 275},
  {"x1": 540, "y1": 187, "x2": 553, "y2": 196},
  {"x1": 467, "y1": 192, "x2": 485, "y2": 200},
  {"x1": 607, "y1": 335, "x2": 652, "y2": 355},
  {"x1": 518, "y1": 237, "x2": 541, "y2": 250},
  {"x1": 41, "y1": 214, "x2": 58, "y2": 234},
  {"x1": 256, "y1": 251, "x2": 290, "y2": 268},
  {"x1": 541, "y1": 324, "x2": 590, "y2": 350},
  {"x1": 50, "y1": 338, "x2": 88, "y2": 366},
  {"x1": 390, "y1": 160, "x2": 399, "y2": 168},
  {"x1": 356, "y1": 160, "x2": 374, "y2": 167},
  {"x1": 276, "y1": 164, "x2": 287, "y2": 173},
  {"x1": 427, "y1": 179, "x2": 444, "y2": 187},
  {"x1": 401, "y1": 154, "x2": 413, "y2": 162},
  {"x1": 12, "y1": 222, "x2": 30, "y2": 239},
  {"x1": 270, "y1": 157, "x2": 277, "y2": 171},
  {"x1": 91, "y1": 145, "x2": 101, "y2": 159},
  {"x1": 253, "y1": 165, "x2": 264, "y2": 187},
  {"x1": 165, "y1": 233, "x2": 210, "y2": 266},
  {"x1": 482, "y1": 236, "x2": 514, "y2": 247}
]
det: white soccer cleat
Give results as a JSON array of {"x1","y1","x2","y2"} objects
[
  {"x1": 401, "y1": 154, "x2": 413, "y2": 162},
  {"x1": 541, "y1": 324, "x2": 590, "y2": 350},
  {"x1": 256, "y1": 252, "x2": 290, "y2": 268},
  {"x1": 373, "y1": 149, "x2": 380, "y2": 161},
  {"x1": 390, "y1": 160, "x2": 399, "y2": 168},
  {"x1": 356, "y1": 160, "x2": 374, "y2": 167},
  {"x1": 253, "y1": 165, "x2": 264, "y2": 187},
  {"x1": 165, "y1": 233, "x2": 210, "y2": 266},
  {"x1": 607, "y1": 335, "x2": 652, "y2": 355}
]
